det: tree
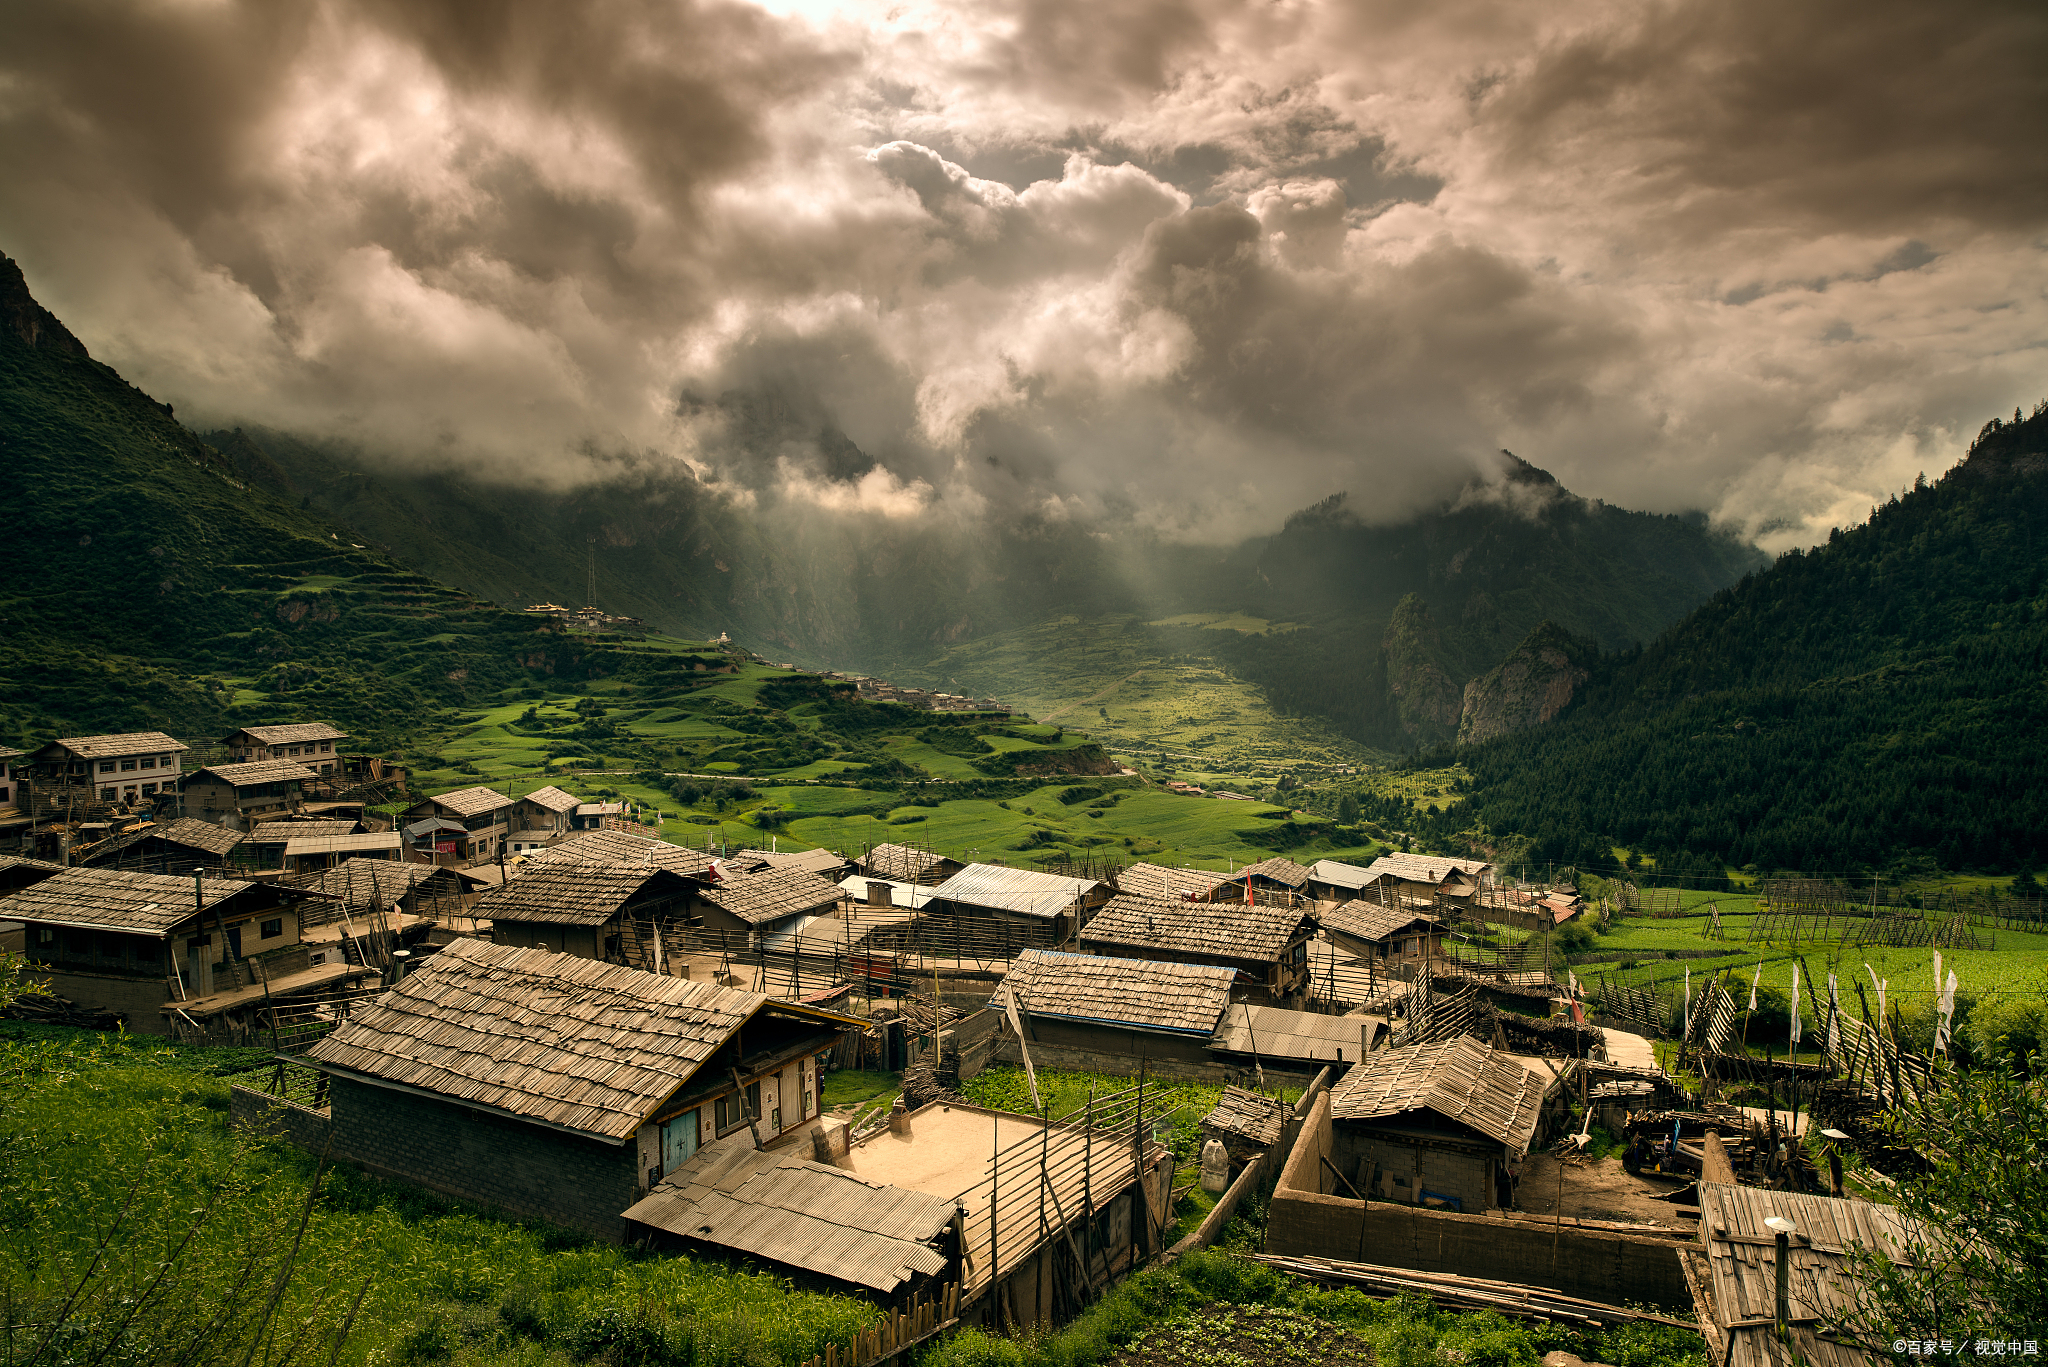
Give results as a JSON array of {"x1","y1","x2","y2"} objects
[
  {"x1": 1337, "y1": 791, "x2": 1361, "y2": 825},
  {"x1": 1832, "y1": 1060, "x2": 2048, "y2": 1349}
]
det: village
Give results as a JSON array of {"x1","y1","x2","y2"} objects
[{"x1": 0, "y1": 723, "x2": 2000, "y2": 1367}]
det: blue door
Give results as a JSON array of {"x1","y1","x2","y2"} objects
[{"x1": 660, "y1": 1110, "x2": 698, "y2": 1175}]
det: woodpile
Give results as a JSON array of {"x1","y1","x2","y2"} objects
[
  {"x1": 4, "y1": 992, "x2": 125, "y2": 1030},
  {"x1": 1252, "y1": 1254, "x2": 1697, "y2": 1330}
]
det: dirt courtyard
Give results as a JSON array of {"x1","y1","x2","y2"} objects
[{"x1": 1507, "y1": 1152, "x2": 1693, "y2": 1228}]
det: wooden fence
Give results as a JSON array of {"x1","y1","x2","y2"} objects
[{"x1": 797, "y1": 1284, "x2": 960, "y2": 1367}]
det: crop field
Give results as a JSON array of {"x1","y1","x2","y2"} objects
[
  {"x1": 1572, "y1": 910, "x2": 2048, "y2": 1017},
  {"x1": 882, "y1": 615, "x2": 1385, "y2": 782}
]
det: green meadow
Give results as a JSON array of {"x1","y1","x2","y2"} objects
[
  {"x1": 378, "y1": 639, "x2": 1385, "y2": 870},
  {"x1": 878, "y1": 615, "x2": 1384, "y2": 785}
]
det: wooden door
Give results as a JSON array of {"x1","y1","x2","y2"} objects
[{"x1": 660, "y1": 1110, "x2": 698, "y2": 1175}]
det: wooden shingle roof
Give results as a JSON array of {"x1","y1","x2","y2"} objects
[
  {"x1": 1694, "y1": 1182, "x2": 1920, "y2": 1367},
  {"x1": 189, "y1": 759, "x2": 320, "y2": 787},
  {"x1": 699, "y1": 867, "x2": 844, "y2": 927},
  {"x1": 518, "y1": 785, "x2": 581, "y2": 813},
  {"x1": 82, "y1": 817, "x2": 246, "y2": 864},
  {"x1": 230, "y1": 723, "x2": 349, "y2": 745},
  {"x1": 423, "y1": 786, "x2": 514, "y2": 818},
  {"x1": 475, "y1": 865, "x2": 692, "y2": 927},
  {"x1": 623, "y1": 1136, "x2": 955, "y2": 1292},
  {"x1": 1080, "y1": 893, "x2": 1312, "y2": 963},
  {"x1": 1202, "y1": 1086, "x2": 1289, "y2": 1148},
  {"x1": 1116, "y1": 863, "x2": 1232, "y2": 901},
  {"x1": 248, "y1": 819, "x2": 361, "y2": 840},
  {"x1": 1362, "y1": 853, "x2": 1491, "y2": 886},
  {"x1": 45, "y1": 732, "x2": 187, "y2": 760},
  {"x1": 860, "y1": 843, "x2": 949, "y2": 883},
  {"x1": 305, "y1": 939, "x2": 848, "y2": 1142},
  {"x1": 1319, "y1": 903, "x2": 1442, "y2": 944},
  {"x1": 930, "y1": 863, "x2": 1103, "y2": 919},
  {"x1": 1239, "y1": 856, "x2": 1313, "y2": 889},
  {"x1": 284, "y1": 858, "x2": 460, "y2": 910},
  {"x1": 995, "y1": 948, "x2": 1236, "y2": 1037},
  {"x1": 523, "y1": 829, "x2": 716, "y2": 876},
  {"x1": 0, "y1": 866, "x2": 256, "y2": 936},
  {"x1": 1328, "y1": 1038, "x2": 1551, "y2": 1153}
]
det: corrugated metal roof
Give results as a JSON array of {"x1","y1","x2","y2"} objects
[
  {"x1": 0, "y1": 866, "x2": 257, "y2": 936},
  {"x1": 1210, "y1": 1003, "x2": 1382, "y2": 1062},
  {"x1": 189, "y1": 759, "x2": 320, "y2": 787},
  {"x1": 995, "y1": 948, "x2": 1235, "y2": 1036},
  {"x1": 1697, "y1": 1182, "x2": 1920, "y2": 1367},
  {"x1": 1309, "y1": 860, "x2": 1376, "y2": 891},
  {"x1": 421, "y1": 786, "x2": 514, "y2": 818},
  {"x1": 623, "y1": 1136, "x2": 955, "y2": 1292},
  {"x1": 838, "y1": 874, "x2": 934, "y2": 910},
  {"x1": 305, "y1": 939, "x2": 853, "y2": 1142},
  {"x1": 929, "y1": 863, "x2": 1103, "y2": 919},
  {"x1": 1081, "y1": 893, "x2": 1312, "y2": 963},
  {"x1": 43, "y1": 732, "x2": 188, "y2": 760},
  {"x1": 404, "y1": 817, "x2": 466, "y2": 838},
  {"x1": 229, "y1": 723, "x2": 349, "y2": 745},
  {"x1": 1327, "y1": 1037, "x2": 1551, "y2": 1153}
]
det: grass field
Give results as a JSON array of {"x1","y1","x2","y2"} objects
[
  {"x1": 879, "y1": 615, "x2": 1386, "y2": 783},
  {"x1": 0, "y1": 1029, "x2": 882, "y2": 1367},
  {"x1": 1571, "y1": 908, "x2": 2048, "y2": 1018}
]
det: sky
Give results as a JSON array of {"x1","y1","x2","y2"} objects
[{"x1": 3, "y1": 0, "x2": 2044, "y2": 550}]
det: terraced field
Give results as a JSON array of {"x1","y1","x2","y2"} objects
[{"x1": 881, "y1": 615, "x2": 1384, "y2": 785}]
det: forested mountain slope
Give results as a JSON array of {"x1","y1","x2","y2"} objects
[
  {"x1": 218, "y1": 427, "x2": 1761, "y2": 754},
  {"x1": 1440, "y1": 405, "x2": 2048, "y2": 874},
  {"x1": 0, "y1": 253, "x2": 693, "y2": 744}
]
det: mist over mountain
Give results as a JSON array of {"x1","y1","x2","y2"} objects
[{"x1": 207, "y1": 401, "x2": 1763, "y2": 753}]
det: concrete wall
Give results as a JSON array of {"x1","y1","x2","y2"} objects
[
  {"x1": 327, "y1": 1077, "x2": 643, "y2": 1240},
  {"x1": 1268, "y1": 1093, "x2": 1692, "y2": 1310},
  {"x1": 230, "y1": 1085, "x2": 334, "y2": 1151},
  {"x1": 1337, "y1": 1130, "x2": 1494, "y2": 1214}
]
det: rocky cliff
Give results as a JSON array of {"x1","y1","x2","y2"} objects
[{"x1": 1457, "y1": 621, "x2": 1595, "y2": 743}]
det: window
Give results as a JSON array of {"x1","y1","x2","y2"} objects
[
  {"x1": 259, "y1": 918, "x2": 283, "y2": 939},
  {"x1": 714, "y1": 1093, "x2": 741, "y2": 1134},
  {"x1": 140, "y1": 783, "x2": 157, "y2": 796},
  {"x1": 106, "y1": 761, "x2": 122, "y2": 773},
  {"x1": 101, "y1": 788, "x2": 117, "y2": 801},
  {"x1": 140, "y1": 757, "x2": 156, "y2": 770},
  {"x1": 319, "y1": 741, "x2": 332, "y2": 752},
  {"x1": 288, "y1": 746, "x2": 300, "y2": 756}
]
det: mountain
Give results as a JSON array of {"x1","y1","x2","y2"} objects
[
  {"x1": 1430, "y1": 404, "x2": 2048, "y2": 875},
  {"x1": 211, "y1": 427, "x2": 1763, "y2": 755},
  {"x1": 0, "y1": 252, "x2": 713, "y2": 746}
]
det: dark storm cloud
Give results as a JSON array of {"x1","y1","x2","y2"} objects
[{"x1": 0, "y1": 0, "x2": 2041, "y2": 546}]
